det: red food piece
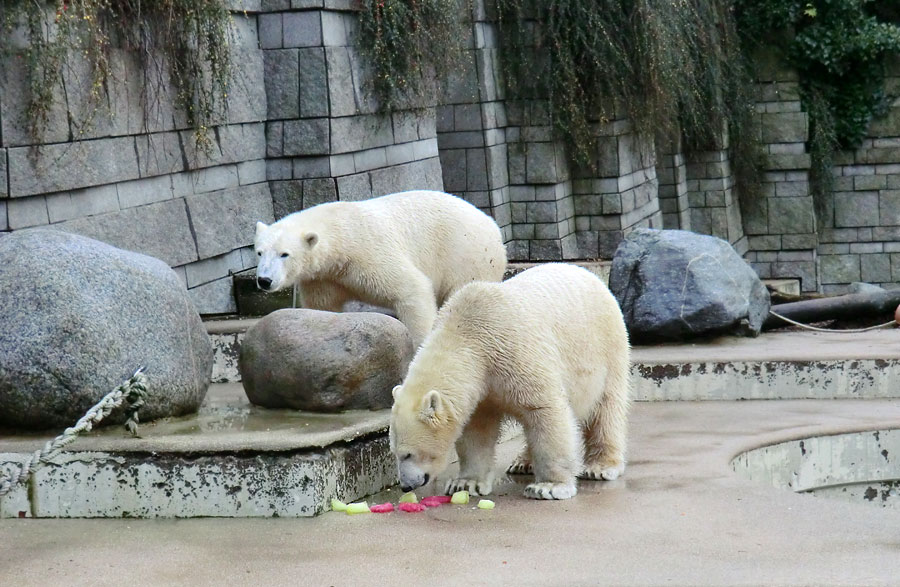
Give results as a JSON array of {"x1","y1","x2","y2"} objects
[
  {"x1": 370, "y1": 503, "x2": 394, "y2": 513},
  {"x1": 421, "y1": 496, "x2": 452, "y2": 507},
  {"x1": 398, "y1": 502, "x2": 427, "y2": 513}
]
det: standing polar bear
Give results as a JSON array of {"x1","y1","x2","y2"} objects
[
  {"x1": 389, "y1": 263, "x2": 632, "y2": 500},
  {"x1": 254, "y1": 190, "x2": 507, "y2": 347}
]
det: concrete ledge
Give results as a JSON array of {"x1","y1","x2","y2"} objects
[
  {"x1": 0, "y1": 384, "x2": 394, "y2": 518},
  {"x1": 208, "y1": 323, "x2": 900, "y2": 399}
]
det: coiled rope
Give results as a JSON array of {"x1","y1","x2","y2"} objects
[{"x1": 0, "y1": 368, "x2": 147, "y2": 498}]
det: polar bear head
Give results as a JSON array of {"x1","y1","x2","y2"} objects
[
  {"x1": 389, "y1": 384, "x2": 458, "y2": 492},
  {"x1": 253, "y1": 219, "x2": 320, "y2": 292}
]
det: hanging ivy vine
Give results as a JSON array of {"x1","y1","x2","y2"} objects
[
  {"x1": 734, "y1": 0, "x2": 900, "y2": 221},
  {"x1": 0, "y1": 0, "x2": 234, "y2": 148},
  {"x1": 357, "y1": 0, "x2": 470, "y2": 112},
  {"x1": 494, "y1": 0, "x2": 759, "y2": 172}
]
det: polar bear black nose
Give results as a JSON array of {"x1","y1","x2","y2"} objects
[{"x1": 257, "y1": 277, "x2": 272, "y2": 290}]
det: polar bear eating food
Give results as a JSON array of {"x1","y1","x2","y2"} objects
[
  {"x1": 254, "y1": 190, "x2": 507, "y2": 348},
  {"x1": 389, "y1": 263, "x2": 631, "y2": 500}
]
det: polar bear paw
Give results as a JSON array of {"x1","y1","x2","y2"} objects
[
  {"x1": 579, "y1": 461, "x2": 625, "y2": 481},
  {"x1": 524, "y1": 482, "x2": 577, "y2": 500},
  {"x1": 506, "y1": 459, "x2": 534, "y2": 475},
  {"x1": 445, "y1": 477, "x2": 493, "y2": 496}
]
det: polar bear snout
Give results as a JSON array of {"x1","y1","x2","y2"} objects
[
  {"x1": 256, "y1": 276, "x2": 273, "y2": 291},
  {"x1": 398, "y1": 460, "x2": 430, "y2": 492}
]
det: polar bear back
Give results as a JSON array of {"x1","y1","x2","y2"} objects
[
  {"x1": 340, "y1": 190, "x2": 507, "y2": 302},
  {"x1": 435, "y1": 263, "x2": 630, "y2": 420}
]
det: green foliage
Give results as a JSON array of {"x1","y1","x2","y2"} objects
[
  {"x1": 736, "y1": 0, "x2": 900, "y2": 148},
  {"x1": 0, "y1": 0, "x2": 234, "y2": 148},
  {"x1": 736, "y1": 0, "x2": 900, "y2": 223},
  {"x1": 493, "y1": 0, "x2": 760, "y2": 181},
  {"x1": 358, "y1": 0, "x2": 469, "y2": 111}
]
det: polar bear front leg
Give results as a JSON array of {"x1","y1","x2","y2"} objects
[
  {"x1": 445, "y1": 402, "x2": 502, "y2": 496},
  {"x1": 392, "y1": 273, "x2": 438, "y2": 348},
  {"x1": 519, "y1": 401, "x2": 580, "y2": 500}
]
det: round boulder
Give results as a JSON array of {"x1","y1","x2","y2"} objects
[
  {"x1": 239, "y1": 309, "x2": 414, "y2": 412},
  {"x1": 0, "y1": 229, "x2": 213, "y2": 429},
  {"x1": 609, "y1": 228, "x2": 771, "y2": 342}
]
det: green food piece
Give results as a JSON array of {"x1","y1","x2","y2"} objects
[
  {"x1": 346, "y1": 501, "x2": 371, "y2": 514},
  {"x1": 399, "y1": 492, "x2": 418, "y2": 503},
  {"x1": 450, "y1": 490, "x2": 469, "y2": 505},
  {"x1": 331, "y1": 498, "x2": 348, "y2": 512},
  {"x1": 477, "y1": 499, "x2": 495, "y2": 510}
]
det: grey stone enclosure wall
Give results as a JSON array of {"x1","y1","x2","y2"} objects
[{"x1": 2, "y1": 3, "x2": 899, "y2": 314}]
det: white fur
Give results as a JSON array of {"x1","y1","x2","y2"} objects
[
  {"x1": 254, "y1": 190, "x2": 507, "y2": 347},
  {"x1": 389, "y1": 263, "x2": 632, "y2": 500}
]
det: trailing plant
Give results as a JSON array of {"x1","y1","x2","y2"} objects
[
  {"x1": 735, "y1": 0, "x2": 900, "y2": 223},
  {"x1": 357, "y1": 0, "x2": 470, "y2": 112},
  {"x1": 0, "y1": 0, "x2": 234, "y2": 148},
  {"x1": 493, "y1": 0, "x2": 761, "y2": 179}
]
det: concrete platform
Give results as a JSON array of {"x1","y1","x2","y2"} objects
[
  {"x1": 3, "y1": 399, "x2": 900, "y2": 586},
  {"x1": 0, "y1": 384, "x2": 394, "y2": 518}
]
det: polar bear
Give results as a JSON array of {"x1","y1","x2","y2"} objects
[
  {"x1": 254, "y1": 190, "x2": 507, "y2": 347},
  {"x1": 389, "y1": 263, "x2": 631, "y2": 500}
]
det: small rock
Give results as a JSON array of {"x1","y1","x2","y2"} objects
[
  {"x1": 0, "y1": 229, "x2": 213, "y2": 429},
  {"x1": 609, "y1": 229, "x2": 770, "y2": 341},
  {"x1": 239, "y1": 309, "x2": 413, "y2": 411}
]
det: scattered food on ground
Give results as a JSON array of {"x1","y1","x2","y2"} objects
[
  {"x1": 451, "y1": 490, "x2": 470, "y2": 505},
  {"x1": 345, "y1": 502, "x2": 371, "y2": 514}
]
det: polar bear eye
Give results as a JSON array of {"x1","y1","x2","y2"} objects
[
  {"x1": 280, "y1": 252, "x2": 289, "y2": 258},
  {"x1": 256, "y1": 251, "x2": 261, "y2": 256},
  {"x1": 401, "y1": 453, "x2": 413, "y2": 461}
]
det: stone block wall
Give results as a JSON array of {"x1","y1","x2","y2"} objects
[
  {"x1": 741, "y1": 56, "x2": 818, "y2": 291},
  {"x1": 0, "y1": 7, "x2": 271, "y2": 313},
  {"x1": 818, "y1": 56, "x2": 900, "y2": 293},
  {"x1": 439, "y1": 2, "x2": 661, "y2": 262},
  {"x1": 259, "y1": 2, "x2": 443, "y2": 220},
  {"x1": 3, "y1": 7, "x2": 899, "y2": 309},
  {"x1": 656, "y1": 135, "x2": 691, "y2": 231}
]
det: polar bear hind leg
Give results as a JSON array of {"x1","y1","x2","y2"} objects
[
  {"x1": 507, "y1": 445, "x2": 533, "y2": 475},
  {"x1": 579, "y1": 368, "x2": 630, "y2": 481}
]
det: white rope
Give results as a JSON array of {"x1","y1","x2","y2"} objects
[
  {"x1": 768, "y1": 310, "x2": 898, "y2": 333},
  {"x1": 0, "y1": 368, "x2": 148, "y2": 498}
]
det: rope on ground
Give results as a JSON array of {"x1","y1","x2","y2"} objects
[
  {"x1": 0, "y1": 368, "x2": 148, "y2": 498},
  {"x1": 768, "y1": 310, "x2": 898, "y2": 333}
]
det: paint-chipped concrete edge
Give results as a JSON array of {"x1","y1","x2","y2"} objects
[{"x1": 0, "y1": 434, "x2": 395, "y2": 519}]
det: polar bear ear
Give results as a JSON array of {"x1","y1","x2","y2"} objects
[
  {"x1": 420, "y1": 390, "x2": 443, "y2": 422},
  {"x1": 256, "y1": 221, "x2": 268, "y2": 235},
  {"x1": 392, "y1": 385, "x2": 402, "y2": 401},
  {"x1": 304, "y1": 232, "x2": 319, "y2": 248}
]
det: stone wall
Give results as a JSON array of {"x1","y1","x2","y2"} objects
[
  {"x1": 0, "y1": 5, "x2": 271, "y2": 314},
  {"x1": 818, "y1": 56, "x2": 900, "y2": 293},
  {"x1": 2, "y1": 6, "x2": 899, "y2": 312}
]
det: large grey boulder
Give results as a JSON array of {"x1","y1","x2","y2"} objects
[
  {"x1": 239, "y1": 309, "x2": 413, "y2": 412},
  {"x1": 0, "y1": 229, "x2": 213, "y2": 429},
  {"x1": 609, "y1": 229, "x2": 770, "y2": 341}
]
